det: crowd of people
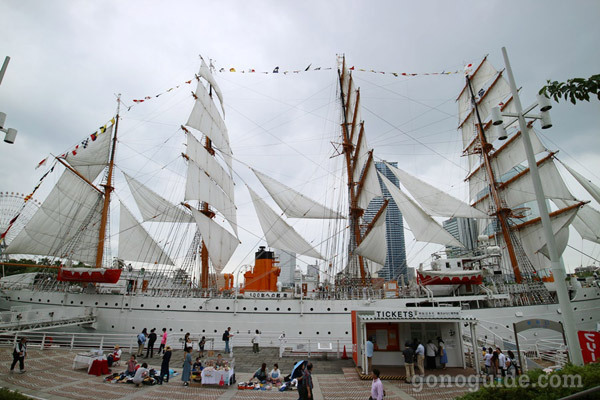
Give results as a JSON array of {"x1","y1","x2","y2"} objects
[{"x1": 483, "y1": 346, "x2": 520, "y2": 380}]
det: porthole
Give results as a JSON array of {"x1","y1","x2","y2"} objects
[
  {"x1": 38, "y1": 299, "x2": 41, "y2": 302},
  {"x1": 47, "y1": 299, "x2": 50, "y2": 303},
  {"x1": 125, "y1": 303, "x2": 128, "y2": 307},
  {"x1": 156, "y1": 305, "x2": 160, "y2": 308},
  {"x1": 316, "y1": 331, "x2": 319, "y2": 335},
  {"x1": 199, "y1": 306, "x2": 203, "y2": 310},
  {"x1": 115, "y1": 303, "x2": 118, "y2": 306},
  {"x1": 299, "y1": 331, "x2": 302, "y2": 335},
  {"x1": 169, "y1": 328, "x2": 173, "y2": 331},
  {"x1": 80, "y1": 301, "x2": 83, "y2": 305},
  {"x1": 112, "y1": 325, "x2": 115, "y2": 329},
  {"x1": 254, "y1": 307, "x2": 257, "y2": 311},
  {"x1": 30, "y1": 298, "x2": 32, "y2": 301},
  {"x1": 243, "y1": 307, "x2": 247, "y2": 311},
  {"x1": 344, "y1": 308, "x2": 348, "y2": 311},
  {"x1": 70, "y1": 301, "x2": 74, "y2": 304},
  {"x1": 276, "y1": 308, "x2": 280, "y2": 311},
  {"x1": 141, "y1": 304, "x2": 144, "y2": 307},
  {"x1": 105, "y1": 303, "x2": 108, "y2": 306},
  {"x1": 132, "y1": 327, "x2": 135, "y2": 330},
  {"x1": 180, "y1": 329, "x2": 183, "y2": 332},
  {"x1": 345, "y1": 331, "x2": 349, "y2": 335},
  {"x1": 183, "y1": 305, "x2": 186, "y2": 309},
  {"x1": 17, "y1": 297, "x2": 20, "y2": 300},
  {"x1": 214, "y1": 329, "x2": 217, "y2": 333},
  {"x1": 327, "y1": 308, "x2": 331, "y2": 311},
  {"x1": 265, "y1": 307, "x2": 269, "y2": 311},
  {"x1": 167, "y1": 305, "x2": 170, "y2": 308},
  {"x1": 202, "y1": 329, "x2": 205, "y2": 333},
  {"x1": 328, "y1": 331, "x2": 331, "y2": 335},
  {"x1": 95, "y1": 302, "x2": 98, "y2": 305},
  {"x1": 310, "y1": 308, "x2": 313, "y2": 311},
  {"x1": 288, "y1": 308, "x2": 291, "y2": 311},
  {"x1": 226, "y1": 307, "x2": 230, "y2": 310},
  {"x1": 215, "y1": 307, "x2": 219, "y2": 310}
]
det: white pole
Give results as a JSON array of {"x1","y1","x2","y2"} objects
[
  {"x1": 0, "y1": 56, "x2": 10, "y2": 86},
  {"x1": 501, "y1": 47, "x2": 583, "y2": 366}
]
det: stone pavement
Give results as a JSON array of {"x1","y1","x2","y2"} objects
[{"x1": 0, "y1": 347, "x2": 472, "y2": 400}]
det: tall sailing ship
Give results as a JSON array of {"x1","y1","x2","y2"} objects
[{"x1": 0, "y1": 54, "x2": 598, "y2": 347}]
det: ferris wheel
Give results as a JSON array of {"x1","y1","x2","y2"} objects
[{"x1": 0, "y1": 191, "x2": 41, "y2": 250}]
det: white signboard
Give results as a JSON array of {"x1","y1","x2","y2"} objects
[
  {"x1": 245, "y1": 292, "x2": 290, "y2": 299},
  {"x1": 373, "y1": 308, "x2": 461, "y2": 320}
]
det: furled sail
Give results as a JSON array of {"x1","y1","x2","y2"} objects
[
  {"x1": 356, "y1": 156, "x2": 383, "y2": 211},
  {"x1": 185, "y1": 73, "x2": 233, "y2": 173},
  {"x1": 118, "y1": 204, "x2": 175, "y2": 265},
  {"x1": 124, "y1": 173, "x2": 193, "y2": 223},
  {"x1": 190, "y1": 208, "x2": 239, "y2": 273},
  {"x1": 378, "y1": 172, "x2": 464, "y2": 247},
  {"x1": 354, "y1": 207, "x2": 387, "y2": 266},
  {"x1": 64, "y1": 125, "x2": 112, "y2": 182},
  {"x1": 247, "y1": 186, "x2": 324, "y2": 259},
  {"x1": 5, "y1": 169, "x2": 104, "y2": 265},
  {"x1": 185, "y1": 160, "x2": 238, "y2": 236},
  {"x1": 385, "y1": 162, "x2": 489, "y2": 219},
  {"x1": 252, "y1": 168, "x2": 344, "y2": 219},
  {"x1": 187, "y1": 133, "x2": 234, "y2": 202},
  {"x1": 560, "y1": 161, "x2": 600, "y2": 205}
]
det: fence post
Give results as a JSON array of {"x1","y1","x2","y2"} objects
[
  {"x1": 70, "y1": 334, "x2": 75, "y2": 350},
  {"x1": 100, "y1": 335, "x2": 104, "y2": 351},
  {"x1": 308, "y1": 339, "x2": 311, "y2": 359},
  {"x1": 336, "y1": 340, "x2": 340, "y2": 359},
  {"x1": 41, "y1": 333, "x2": 46, "y2": 351}
]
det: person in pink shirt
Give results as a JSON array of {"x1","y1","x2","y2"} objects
[
  {"x1": 370, "y1": 369, "x2": 384, "y2": 400},
  {"x1": 158, "y1": 327, "x2": 168, "y2": 355}
]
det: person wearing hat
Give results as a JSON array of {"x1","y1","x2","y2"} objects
[
  {"x1": 158, "y1": 345, "x2": 172, "y2": 385},
  {"x1": 107, "y1": 345, "x2": 122, "y2": 367},
  {"x1": 10, "y1": 337, "x2": 27, "y2": 373}
]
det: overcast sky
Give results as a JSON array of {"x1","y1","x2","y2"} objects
[{"x1": 1, "y1": 0, "x2": 599, "y2": 274}]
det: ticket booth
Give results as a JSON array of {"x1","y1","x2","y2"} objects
[{"x1": 351, "y1": 307, "x2": 479, "y2": 374}]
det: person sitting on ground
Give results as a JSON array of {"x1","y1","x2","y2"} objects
[
  {"x1": 215, "y1": 353, "x2": 227, "y2": 368},
  {"x1": 107, "y1": 345, "x2": 122, "y2": 367},
  {"x1": 252, "y1": 362, "x2": 268, "y2": 382},
  {"x1": 126, "y1": 355, "x2": 137, "y2": 377},
  {"x1": 192, "y1": 357, "x2": 203, "y2": 372},
  {"x1": 268, "y1": 363, "x2": 282, "y2": 384},
  {"x1": 132, "y1": 362, "x2": 149, "y2": 387}
]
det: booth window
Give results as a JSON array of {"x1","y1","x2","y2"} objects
[{"x1": 366, "y1": 323, "x2": 399, "y2": 351}]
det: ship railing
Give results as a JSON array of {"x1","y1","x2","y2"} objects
[{"x1": 277, "y1": 336, "x2": 352, "y2": 359}]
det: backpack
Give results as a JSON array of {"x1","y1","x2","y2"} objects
[{"x1": 222, "y1": 331, "x2": 228, "y2": 341}]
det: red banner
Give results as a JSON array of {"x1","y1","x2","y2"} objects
[{"x1": 578, "y1": 330, "x2": 600, "y2": 364}]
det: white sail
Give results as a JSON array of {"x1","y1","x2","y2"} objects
[
  {"x1": 554, "y1": 200, "x2": 600, "y2": 244},
  {"x1": 474, "y1": 157, "x2": 575, "y2": 212},
  {"x1": 385, "y1": 162, "x2": 489, "y2": 219},
  {"x1": 354, "y1": 207, "x2": 387, "y2": 266},
  {"x1": 187, "y1": 133, "x2": 234, "y2": 202},
  {"x1": 118, "y1": 204, "x2": 174, "y2": 266},
  {"x1": 357, "y1": 156, "x2": 383, "y2": 211},
  {"x1": 197, "y1": 56, "x2": 225, "y2": 117},
  {"x1": 124, "y1": 173, "x2": 193, "y2": 223},
  {"x1": 252, "y1": 168, "x2": 343, "y2": 219},
  {"x1": 185, "y1": 160, "x2": 238, "y2": 236},
  {"x1": 64, "y1": 125, "x2": 112, "y2": 182},
  {"x1": 560, "y1": 161, "x2": 600, "y2": 205},
  {"x1": 5, "y1": 169, "x2": 104, "y2": 265},
  {"x1": 186, "y1": 76, "x2": 233, "y2": 173},
  {"x1": 378, "y1": 172, "x2": 464, "y2": 248},
  {"x1": 467, "y1": 129, "x2": 546, "y2": 202},
  {"x1": 516, "y1": 206, "x2": 578, "y2": 265},
  {"x1": 247, "y1": 186, "x2": 324, "y2": 259},
  {"x1": 190, "y1": 208, "x2": 239, "y2": 273}
]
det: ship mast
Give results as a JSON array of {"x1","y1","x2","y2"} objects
[
  {"x1": 95, "y1": 95, "x2": 121, "y2": 268},
  {"x1": 466, "y1": 77, "x2": 522, "y2": 283}
]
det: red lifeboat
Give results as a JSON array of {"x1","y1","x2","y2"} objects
[
  {"x1": 57, "y1": 267, "x2": 122, "y2": 284},
  {"x1": 417, "y1": 269, "x2": 483, "y2": 286}
]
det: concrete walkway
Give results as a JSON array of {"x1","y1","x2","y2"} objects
[{"x1": 0, "y1": 348, "x2": 471, "y2": 400}]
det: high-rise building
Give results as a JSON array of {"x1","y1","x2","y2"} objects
[
  {"x1": 443, "y1": 217, "x2": 478, "y2": 257},
  {"x1": 363, "y1": 161, "x2": 407, "y2": 281}
]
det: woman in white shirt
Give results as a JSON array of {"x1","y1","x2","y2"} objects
[
  {"x1": 425, "y1": 340, "x2": 438, "y2": 369},
  {"x1": 268, "y1": 363, "x2": 283, "y2": 384},
  {"x1": 252, "y1": 329, "x2": 261, "y2": 353}
]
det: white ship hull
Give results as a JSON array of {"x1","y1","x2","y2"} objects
[{"x1": 1, "y1": 287, "x2": 599, "y2": 346}]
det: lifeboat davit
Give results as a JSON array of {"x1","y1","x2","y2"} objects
[
  {"x1": 417, "y1": 269, "x2": 483, "y2": 286},
  {"x1": 57, "y1": 267, "x2": 122, "y2": 284}
]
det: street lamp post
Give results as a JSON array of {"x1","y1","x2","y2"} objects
[
  {"x1": 497, "y1": 47, "x2": 583, "y2": 365},
  {"x1": 1, "y1": 56, "x2": 18, "y2": 144}
]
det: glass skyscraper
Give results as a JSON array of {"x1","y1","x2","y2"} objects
[{"x1": 363, "y1": 161, "x2": 407, "y2": 281}]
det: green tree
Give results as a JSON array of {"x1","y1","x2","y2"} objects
[{"x1": 539, "y1": 74, "x2": 600, "y2": 104}]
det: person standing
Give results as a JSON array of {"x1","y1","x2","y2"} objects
[
  {"x1": 158, "y1": 346, "x2": 172, "y2": 384},
  {"x1": 198, "y1": 336, "x2": 206, "y2": 358},
  {"x1": 415, "y1": 341, "x2": 425, "y2": 376},
  {"x1": 437, "y1": 337, "x2": 448, "y2": 370},
  {"x1": 370, "y1": 368, "x2": 384, "y2": 400},
  {"x1": 366, "y1": 336, "x2": 374, "y2": 374},
  {"x1": 402, "y1": 341, "x2": 415, "y2": 383},
  {"x1": 252, "y1": 329, "x2": 261, "y2": 353},
  {"x1": 298, "y1": 362, "x2": 313, "y2": 400},
  {"x1": 158, "y1": 327, "x2": 168, "y2": 355},
  {"x1": 146, "y1": 328, "x2": 157, "y2": 358},
  {"x1": 137, "y1": 328, "x2": 147, "y2": 356},
  {"x1": 181, "y1": 346, "x2": 193, "y2": 386},
  {"x1": 10, "y1": 337, "x2": 27, "y2": 373},
  {"x1": 483, "y1": 347, "x2": 493, "y2": 378},
  {"x1": 497, "y1": 347, "x2": 507, "y2": 378},
  {"x1": 425, "y1": 339, "x2": 438, "y2": 370},
  {"x1": 223, "y1": 327, "x2": 233, "y2": 354}
]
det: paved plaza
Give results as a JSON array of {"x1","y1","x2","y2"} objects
[{"x1": 0, "y1": 347, "x2": 472, "y2": 400}]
